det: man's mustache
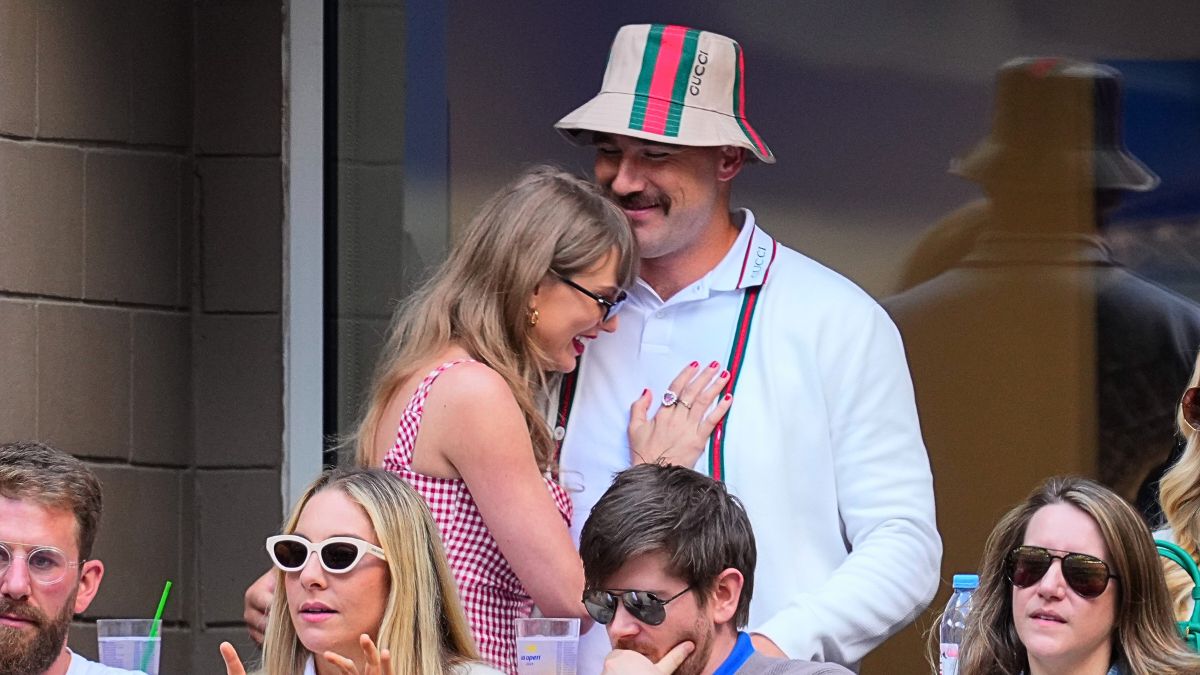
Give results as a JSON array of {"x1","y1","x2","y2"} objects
[
  {"x1": 615, "y1": 192, "x2": 669, "y2": 212},
  {"x1": 613, "y1": 638, "x2": 659, "y2": 659},
  {"x1": 0, "y1": 598, "x2": 45, "y2": 626}
]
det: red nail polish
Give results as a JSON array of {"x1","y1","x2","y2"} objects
[
  {"x1": 720, "y1": 370, "x2": 729, "y2": 379},
  {"x1": 709, "y1": 360, "x2": 719, "y2": 369},
  {"x1": 642, "y1": 388, "x2": 649, "y2": 397},
  {"x1": 724, "y1": 393, "x2": 732, "y2": 400},
  {"x1": 689, "y1": 360, "x2": 699, "y2": 368}
]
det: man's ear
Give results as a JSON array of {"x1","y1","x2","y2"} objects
[
  {"x1": 73, "y1": 559, "x2": 105, "y2": 614},
  {"x1": 716, "y1": 146, "x2": 746, "y2": 183},
  {"x1": 706, "y1": 567, "x2": 744, "y2": 625}
]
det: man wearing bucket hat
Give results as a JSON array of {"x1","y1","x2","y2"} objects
[{"x1": 552, "y1": 24, "x2": 941, "y2": 671}]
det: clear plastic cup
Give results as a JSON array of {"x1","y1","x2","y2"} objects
[
  {"x1": 515, "y1": 617, "x2": 579, "y2": 675},
  {"x1": 97, "y1": 619, "x2": 161, "y2": 675}
]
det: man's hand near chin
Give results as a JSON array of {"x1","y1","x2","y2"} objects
[{"x1": 601, "y1": 642, "x2": 695, "y2": 674}]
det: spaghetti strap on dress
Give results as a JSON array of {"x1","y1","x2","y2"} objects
[{"x1": 382, "y1": 359, "x2": 573, "y2": 674}]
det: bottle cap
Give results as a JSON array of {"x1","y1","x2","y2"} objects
[{"x1": 952, "y1": 574, "x2": 979, "y2": 590}]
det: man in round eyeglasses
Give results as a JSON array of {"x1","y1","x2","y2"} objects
[
  {"x1": 0, "y1": 441, "x2": 141, "y2": 675},
  {"x1": 580, "y1": 464, "x2": 850, "y2": 675}
]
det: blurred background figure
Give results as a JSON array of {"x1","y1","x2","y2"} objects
[{"x1": 884, "y1": 56, "x2": 1200, "y2": 656}]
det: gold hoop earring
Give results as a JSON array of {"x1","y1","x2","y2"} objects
[{"x1": 528, "y1": 308, "x2": 539, "y2": 326}]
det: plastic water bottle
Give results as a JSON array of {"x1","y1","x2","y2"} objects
[{"x1": 939, "y1": 574, "x2": 978, "y2": 675}]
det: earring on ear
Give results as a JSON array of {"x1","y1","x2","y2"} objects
[{"x1": 528, "y1": 308, "x2": 539, "y2": 326}]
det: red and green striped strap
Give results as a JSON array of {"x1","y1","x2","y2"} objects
[
  {"x1": 707, "y1": 285, "x2": 762, "y2": 481},
  {"x1": 553, "y1": 285, "x2": 763, "y2": 484},
  {"x1": 552, "y1": 367, "x2": 579, "y2": 475}
]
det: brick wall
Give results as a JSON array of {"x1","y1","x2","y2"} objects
[{"x1": 0, "y1": 1, "x2": 286, "y2": 670}]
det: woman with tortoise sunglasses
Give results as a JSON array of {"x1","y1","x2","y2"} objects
[{"x1": 941, "y1": 476, "x2": 1200, "y2": 675}]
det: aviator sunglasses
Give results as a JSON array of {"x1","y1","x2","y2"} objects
[
  {"x1": 1182, "y1": 386, "x2": 1199, "y2": 432},
  {"x1": 582, "y1": 587, "x2": 691, "y2": 626},
  {"x1": 1006, "y1": 545, "x2": 1117, "y2": 598},
  {"x1": 266, "y1": 534, "x2": 385, "y2": 574},
  {"x1": 554, "y1": 273, "x2": 627, "y2": 322}
]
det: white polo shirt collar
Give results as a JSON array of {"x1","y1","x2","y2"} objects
[{"x1": 630, "y1": 209, "x2": 778, "y2": 307}]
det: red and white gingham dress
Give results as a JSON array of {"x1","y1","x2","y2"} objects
[{"x1": 382, "y1": 360, "x2": 573, "y2": 674}]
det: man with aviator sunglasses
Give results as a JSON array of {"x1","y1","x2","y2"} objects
[
  {"x1": 579, "y1": 464, "x2": 850, "y2": 675},
  {"x1": 0, "y1": 441, "x2": 146, "y2": 675}
]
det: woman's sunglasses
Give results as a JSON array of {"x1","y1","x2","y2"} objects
[
  {"x1": 266, "y1": 534, "x2": 385, "y2": 574},
  {"x1": 582, "y1": 587, "x2": 691, "y2": 626},
  {"x1": 555, "y1": 273, "x2": 627, "y2": 322},
  {"x1": 1006, "y1": 545, "x2": 1117, "y2": 598},
  {"x1": 1182, "y1": 386, "x2": 1199, "y2": 432}
]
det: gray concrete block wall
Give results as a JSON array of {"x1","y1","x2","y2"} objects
[
  {"x1": 0, "y1": 0, "x2": 288, "y2": 670},
  {"x1": 36, "y1": 303, "x2": 132, "y2": 459},
  {"x1": 198, "y1": 157, "x2": 283, "y2": 313},
  {"x1": 83, "y1": 151, "x2": 185, "y2": 306},
  {"x1": 131, "y1": 312, "x2": 193, "y2": 466},
  {"x1": 0, "y1": 299, "x2": 37, "y2": 440},
  {"x1": 129, "y1": 3, "x2": 193, "y2": 147},
  {"x1": 0, "y1": 141, "x2": 85, "y2": 296},
  {"x1": 192, "y1": 626, "x2": 260, "y2": 675},
  {"x1": 196, "y1": 470, "x2": 282, "y2": 624},
  {"x1": 193, "y1": 315, "x2": 283, "y2": 468},
  {"x1": 0, "y1": 0, "x2": 36, "y2": 136},
  {"x1": 36, "y1": 1, "x2": 132, "y2": 141},
  {"x1": 189, "y1": 1, "x2": 287, "y2": 671},
  {"x1": 194, "y1": 1, "x2": 282, "y2": 155},
  {"x1": 87, "y1": 466, "x2": 188, "y2": 620}
]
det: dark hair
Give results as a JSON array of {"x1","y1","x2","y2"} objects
[
  {"x1": 579, "y1": 464, "x2": 756, "y2": 626},
  {"x1": 0, "y1": 440, "x2": 103, "y2": 560}
]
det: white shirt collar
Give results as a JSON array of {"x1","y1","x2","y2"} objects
[
  {"x1": 708, "y1": 209, "x2": 777, "y2": 292},
  {"x1": 632, "y1": 209, "x2": 778, "y2": 305}
]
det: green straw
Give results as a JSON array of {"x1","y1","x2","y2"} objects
[{"x1": 141, "y1": 580, "x2": 172, "y2": 673}]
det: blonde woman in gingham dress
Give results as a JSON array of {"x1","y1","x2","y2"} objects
[
  {"x1": 382, "y1": 359, "x2": 575, "y2": 668},
  {"x1": 354, "y1": 168, "x2": 635, "y2": 673}
]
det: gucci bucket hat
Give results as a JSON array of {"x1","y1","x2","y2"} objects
[{"x1": 556, "y1": 24, "x2": 775, "y2": 163}]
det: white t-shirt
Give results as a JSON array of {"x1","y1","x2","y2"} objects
[{"x1": 65, "y1": 650, "x2": 147, "y2": 674}]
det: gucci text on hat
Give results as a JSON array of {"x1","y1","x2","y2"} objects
[{"x1": 556, "y1": 24, "x2": 775, "y2": 163}]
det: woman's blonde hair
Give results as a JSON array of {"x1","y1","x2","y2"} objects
[
  {"x1": 352, "y1": 165, "x2": 636, "y2": 469},
  {"x1": 951, "y1": 476, "x2": 1200, "y2": 675},
  {"x1": 258, "y1": 468, "x2": 479, "y2": 675},
  {"x1": 1159, "y1": 353, "x2": 1200, "y2": 621}
]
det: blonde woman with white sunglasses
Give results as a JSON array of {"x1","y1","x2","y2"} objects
[{"x1": 220, "y1": 468, "x2": 501, "y2": 675}]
